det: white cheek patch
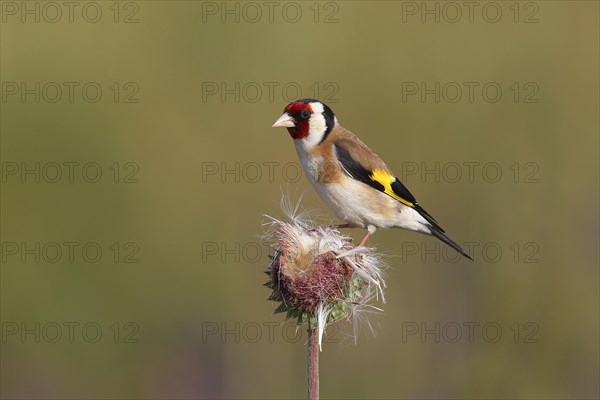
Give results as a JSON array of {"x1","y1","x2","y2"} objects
[
  {"x1": 310, "y1": 102, "x2": 324, "y2": 114},
  {"x1": 301, "y1": 102, "x2": 327, "y2": 150}
]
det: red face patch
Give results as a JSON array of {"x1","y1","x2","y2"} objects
[
  {"x1": 284, "y1": 102, "x2": 313, "y2": 140},
  {"x1": 285, "y1": 102, "x2": 313, "y2": 115}
]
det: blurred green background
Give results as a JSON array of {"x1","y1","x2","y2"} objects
[{"x1": 1, "y1": 1, "x2": 598, "y2": 399}]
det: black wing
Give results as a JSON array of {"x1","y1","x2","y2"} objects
[{"x1": 334, "y1": 142, "x2": 444, "y2": 233}]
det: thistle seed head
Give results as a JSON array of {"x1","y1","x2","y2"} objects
[{"x1": 262, "y1": 201, "x2": 387, "y2": 350}]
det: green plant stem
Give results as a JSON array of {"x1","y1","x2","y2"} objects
[{"x1": 307, "y1": 328, "x2": 319, "y2": 400}]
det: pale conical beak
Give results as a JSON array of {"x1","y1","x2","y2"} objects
[{"x1": 272, "y1": 113, "x2": 295, "y2": 128}]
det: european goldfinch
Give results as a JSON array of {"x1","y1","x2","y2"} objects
[{"x1": 272, "y1": 98, "x2": 473, "y2": 260}]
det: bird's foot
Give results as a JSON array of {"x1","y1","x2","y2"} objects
[
  {"x1": 333, "y1": 223, "x2": 350, "y2": 229},
  {"x1": 310, "y1": 223, "x2": 349, "y2": 232},
  {"x1": 358, "y1": 225, "x2": 376, "y2": 247},
  {"x1": 358, "y1": 232, "x2": 371, "y2": 246}
]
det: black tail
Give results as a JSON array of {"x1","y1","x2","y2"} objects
[
  {"x1": 411, "y1": 203, "x2": 473, "y2": 261},
  {"x1": 428, "y1": 226, "x2": 473, "y2": 261}
]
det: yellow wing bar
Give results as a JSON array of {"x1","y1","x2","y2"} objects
[{"x1": 370, "y1": 169, "x2": 415, "y2": 207}]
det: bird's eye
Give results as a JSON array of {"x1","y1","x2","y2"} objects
[{"x1": 301, "y1": 109, "x2": 311, "y2": 119}]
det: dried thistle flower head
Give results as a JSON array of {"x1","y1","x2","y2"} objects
[{"x1": 263, "y1": 200, "x2": 387, "y2": 350}]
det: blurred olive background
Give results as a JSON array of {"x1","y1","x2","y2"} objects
[{"x1": 1, "y1": 1, "x2": 598, "y2": 399}]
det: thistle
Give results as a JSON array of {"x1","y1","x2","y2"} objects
[{"x1": 262, "y1": 197, "x2": 387, "y2": 399}]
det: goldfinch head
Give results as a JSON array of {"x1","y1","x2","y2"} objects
[{"x1": 272, "y1": 99, "x2": 336, "y2": 147}]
